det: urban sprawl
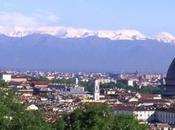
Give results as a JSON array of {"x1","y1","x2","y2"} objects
[{"x1": 1, "y1": 66, "x2": 175, "y2": 130}]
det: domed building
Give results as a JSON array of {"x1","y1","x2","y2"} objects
[{"x1": 163, "y1": 58, "x2": 175, "y2": 97}]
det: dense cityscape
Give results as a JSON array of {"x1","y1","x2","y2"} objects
[{"x1": 0, "y1": 66, "x2": 175, "y2": 129}]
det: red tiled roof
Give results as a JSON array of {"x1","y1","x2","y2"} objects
[{"x1": 31, "y1": 81, "x2": 49, "y2": 85}]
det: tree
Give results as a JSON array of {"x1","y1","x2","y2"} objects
[
  {"x1": 0, "y1": 88, "x2": 53, "y2": 130},
  {"x1": 79, "y1": 80, "x2": 95, "y2": 93},
  {"x1": 55, "y1": 118, "x2": 65, "y2": 130},
  {"x1": 100, "y1": 82, "x2": 161, "y2": 94},
  {"x1": 112, "y1": 115, "x2": 147, "y2": 130},
  {"x1": 55, "y1": 103, "x2": 147, "y2": 130},
  {"x1": 52, "y1": 78, "x2": 75, "y2": 84},
  {"x1": 0, "y1": 80, "x2": 7, "y2": 88},
  {"x1": 32, "y1": 77, "x2": 49, "y2": 81}
]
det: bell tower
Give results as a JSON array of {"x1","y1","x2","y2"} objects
[{"x1": 94, "y1": 80, "x2": 100, "y2": 101}]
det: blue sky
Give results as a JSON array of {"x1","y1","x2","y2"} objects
[{"x1": 0, "y1": 0, "x2": 175, "y2": 35}]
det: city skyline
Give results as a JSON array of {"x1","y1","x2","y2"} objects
[{"x1": 0, "y1": 1, "x2": 175, "y2": 129}]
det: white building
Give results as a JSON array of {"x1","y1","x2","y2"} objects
[
  {"x1": 46, "y1": 76, "x2": 54, "y2": 80},
  {"x1": 27, "y1": 104, "x2": 38, "y2": 111},
  {"x1": 75, "y1": 78, "x2": 79, "y2": 87},
  {"x1": 134, "y1": 109, "x2": 156, "y2": 122},
  {"x1": 149, "y1": 123, "x2": 175, "y2": 130},
  {"x1": 113, "y1": 106, "x2": 175, "y2": 125},
  {"x1": 99, "y1": 78, "x2": 116, "y2": 84},
  {"x1": 128, "y1": 80, "x2": 134, "y2": 87},
  {"x1": 2, "y1": 74, "x2": 12, "y2": 82},
  {"x1": 113, "y1": 106, "x2": 156, "y2": 123},
  {"x1": 106, "y1": 89, "x2": 116, "y2": 95},
  {"x1": 94, "y1": 80, "x2": 100, "y2": 101}
]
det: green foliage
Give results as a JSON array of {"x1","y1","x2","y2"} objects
[
  {"x1": 55, "y1": 104, "x2": 147, "y2": 130},
  {"x1": 100, "y1": 82, "x2": 116, "y2": 89},
  {"x1": 0, "y1": 88, "x2": 52, "y2": 130},
  {"x1": 117, "y1": 82, "x2": 161, "y2": 94},
  {"x1": 32, "y1": 77, "x2": 49, "y2": 81},
  {"x1": 79, "y1": 80, "x2": 161, "y2": 94},
  {"x1": 100, "y1": 82, "x2": 161, "y2": 94},
  {"x1": 52, "y1": 78, "x2": 75, "y2": 84},
  {"x1": 55, "y1": 118, "x2": 65, "y2": 130},
  {"x1": 112, "y1": 115, "x2": 147, "y2": 130},
  {"x1": 79, "y1": 80, "x2": 94, "y2": 93},
  {"x1": 0, "y1": 80, "x2": 7, "y2": 88}
]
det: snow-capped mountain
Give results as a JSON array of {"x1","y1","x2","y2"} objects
[
  {"x1": 0, "y1": 26, "x2": 175, "y2": 43},
  {"x1": 0, "y1": 34, "x2": 174, "y2": 72},
  {"x1": 96, "y1": 30, "x2": 146, "y2": 40},
  {"x1": 0, "y1": 26, "x2": 147, "y2": 40},
  {"x1": 153, "y1": 32, "x2": 175, "y2": 43}
]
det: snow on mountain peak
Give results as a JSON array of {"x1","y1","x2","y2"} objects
[
  {"x1": 0, "y1": 26, "x2": 147, "y2": 40},
  {"x1": 96, "y1": 29, "x2": 146, "y2": 40},
  {"x1": 0, "y1": 26, "x2": 175, "y2": 43},
  {"x1": 153, "y1": 32, "x2": 175, "y2": 43}
]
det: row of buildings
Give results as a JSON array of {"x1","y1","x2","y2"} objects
[{"x1": 0, "y1": 64, "x2": 174, "y2": 129}]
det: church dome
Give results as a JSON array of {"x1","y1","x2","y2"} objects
[
  {"x1": 167, "y1": 58, "x2": 175, "y2": 80},
  {"x1": 163, "y1": 58, "x2": 175, "y2": 97}
]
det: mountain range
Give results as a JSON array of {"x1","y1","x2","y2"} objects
[
  {"x1": 0, "y1": 28, "x2": 175, "y2": 72},
  {"x1": 1, "y1": 27, "x2": 175, "y2": 43}
]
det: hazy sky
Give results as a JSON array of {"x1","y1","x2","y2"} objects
[{"x1": 0, "y1": 0, "x2": 175, "y2": 35}]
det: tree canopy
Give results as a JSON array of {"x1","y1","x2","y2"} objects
[
  {"x1": 0, "y1": 88, "x2": 52, "y2": 130},
  {"x1": 100, "y1": 82, "x2": 161, "y2": 94},
  {"x1": 55, "y1": 103, "x2": 147, "y2": 130}
]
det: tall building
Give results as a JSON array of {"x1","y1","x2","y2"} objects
[
  {"x1": 162, "y1": 58, "x2": 175, "y2": 97},
  {"x1": 75, "y1": 78, "x2": 79, "y2": 87},
  {"x1": 94, "y1": 80, "x2": 100, "y2": 101}
]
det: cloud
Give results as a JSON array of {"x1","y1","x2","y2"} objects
[
  {"x1": 34, "y1": 13, "x2": 59, "y2": 25},
  {"x1": 0, "y1": 12, "x2": 174, "y2": 43},
  {"x1": 0, "y1": 11, "x2": 59, "y2": 28}
]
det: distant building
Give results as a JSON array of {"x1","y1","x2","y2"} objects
[
  {"x1": 75, "y1": 78, "x2": 79, "y2": 87},
  {"x1": 118, "y1": 79, "x2": 135, "y2": 87},
  {"x1": 11, "y1": 78, "x2": 27, "y2": 83},
  {"x1": 128, "y1": 80, "x2": 134, "y2": 87},
  {"x1": 94, "y1": 80, "x2": 100, "y2": 101},
  {"x1": 98, "y1": 78, "x2": 116, "y2": 84},
  {"x1": 113, "y1": 105, "x2": 156, "y2": 123},
  {"x1": 2, "y1": 74, "x2": 12, "y2": 82},
  {"x1": 113, "y1": 105, "x2": 175, "y2": 125},
  {"x1": 46, "y1": 76, "x2": 54, "y2": 80},
  {"x1": 149, "y1": 123, "x2": 175, "y2": 130},
  {"x1": 156, "y1": 109, "x2": 175, "y2": 124},
  {"x1": 31, "y1": 81, "x2": 49, "y2": 88},
  {"x1": 27, "y1": 104, "x2": 38, "y2": 111}
]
